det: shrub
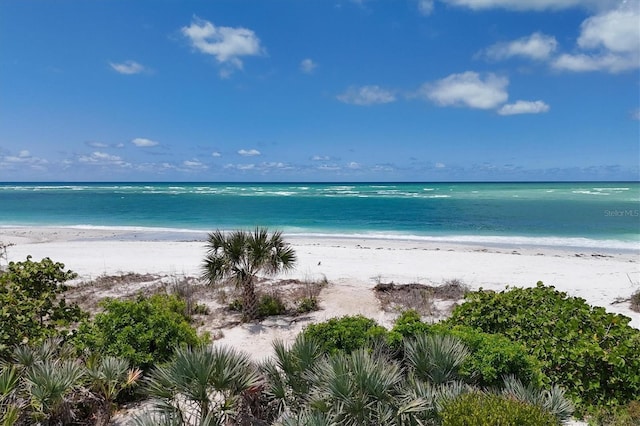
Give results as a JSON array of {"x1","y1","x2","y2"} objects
[
  {"x1": 73, "y1": 294, "x2": 204, "y2": 370},
  {"x1": 446, "y1": 282, "x2": 640, "y2": 410},
  {"x1": 229, "y1": 298, "x2": 243, "y2": 312},
  {"x1": 302, "y1": 315, "x2": 388, "y2": 355},
  {"x1": 631, "y1": 289, "x2": 639, "y2": 313},
  {"x1": 431, "y1": 324, "x2": 545, "y2": 388},
  {"x1": 587, "y1": 400, "x2": 640, "y2": 426},
  {"x1": 0, "y1": 256, "x2": 85, "y2": 359},
  {"x1": 387, "y1": 309, "x2": 431, "y2": 349},
  {"x1": 258, "y1": 294, "x2": 287, "y2": 317},
  {"x1": 296, "y1": 297, "x2": 318, "y2": 314},
  {"x1": 388, "y1": 310, "x2": 544, "y2": 388},
  {"x1": 440, "y1": 392, "x2": 561, "y2": 426}
]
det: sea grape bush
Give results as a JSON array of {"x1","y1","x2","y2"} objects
[
  {"x1": 446, "y1": 282, "x2": 640, "y2": 410},
  {"x1": 73, "y1": 294, "x2": 204, "y2": 371},
  {"x1": 388, "y1": 310, "x2": 545, "y2": 388},
  {"x1": 0, "y1": 256, "x2": 85, "y2": 359},
  {"x1": 440, "y1": 392, "x2": 561, "y2": 426},
  {"x1": 302, "y1": 315, "x2": 388, "y2": 355}
]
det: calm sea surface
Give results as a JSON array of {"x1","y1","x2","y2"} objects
[{"x1": 1, "y1": 182, "x2": 638, "y2": 250}]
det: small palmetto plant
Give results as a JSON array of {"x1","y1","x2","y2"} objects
[
  {"x1": 85, "y1": 353, "x2": 142, "y2": 425},
  {"x1": 502, "y1": 375, "x2": 574, "y2": 422},
  {"x1": 138, "y1": 345, "x2": 262, "y2": 426},
  {"x1": 0, "y1": 365, "x2": 22, "y2": 426},
  {"x1": 403, "y1": 334, "x2": 470, "y2": 385},
  {"x1": 24, "y1": 358, "x2": 85, "y2": 424},
  {"x1": 262, "y1": 335, "x2": 325, "y2": 417},
  {"x1": 305, "y1": 348, "x2": 429, "y2": 426}
]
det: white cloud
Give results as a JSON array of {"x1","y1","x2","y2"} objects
[
  {"x1": 420, "y1": 71, "x2": 509, "y2": 109},
  {"x1": 300, "y1": 58, "x2": 317, "y2": 73},
  {"x1": 498, "y1": 100, "x2": 550, "y2": 115},
  {"x1": 552, "y1": 4, "x2": 640, "y2": 73},
  {"x1": 181, "y1": 17, "x2": 264, "y2": 75},
  {"x1": 224, "y1": 163, "x2": 256, "y2": 171},
  {"x1": 85, "y1": 141, "x2": 108, "y2": 148},
  {"x1": 435, "y1": 162, "x2": 446, "y2": 168},
  {"x1": 440, "y1": 0, "x2": 610, "y2": 11},
  {"x1": 211, "y1": 151, "x2": 222, "y2": 157},
  {"x1": 238, "y1": 149, "x2": 261, "y2": 156},
  {"x1": 1, "y1": 150, "x2": 48, "y2": 168},
  {"x1": 317, "y1": 164, "x2": 341, "y2": 171},
  {"x1": 78, "y1": 151, "x2": 130, "y2": 167},
  {"x1": 337, "y1": 85, "x2": 396, "y2": 106},
  {"x1": 132, "y1": 138, "x2": 159, "y2": 147},
  {"x1": 183, "y1": 160, "x2": 207, "y2": 169},
  {"x1": 631, "y1": 109, "x2": 640, "y2": 121},
  {"x1": 347, "y1": 161, "x2": 361, "y2": 169},
  {"x1": 483, "y1": 32, "x2": 558, "y2": 60},
  {"x1": 109, "y1": 60, "x2": 145, "y2": 75},
  {"x1": 311, "y1": 155, "x2": 331, "y2": 161},
  {"x1": 553, "y1": 52, "x2": 638, "y2": 72},
  {"x1": 578, "y1": 5, "x2": 640, "y2": 53},
  {"x1": 418, "y1": 0, "x2": 435, "y2": 15}
]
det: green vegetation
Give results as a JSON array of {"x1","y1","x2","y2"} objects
[
  {"x1": 265, "y1": 329, "x2": 572, "y2": 426},
  {"x1": 0, "y1": 256, "x2": 85, "y2": 358},
  {"x1": 296, "y1": 296, "x2": 319, "y2": 313},
  {"x1": 388, "y1": 310, "x2": 545, "y2": 388},
  {"x1": 202, "y1": 227, "x2": 296, "y2": 321},
  {"x1": 73, "y1": 294, "x2": 204, "y2": 370},
  {"x1": 446, "y1": 282, "x2": 640, "y2": 411},
  {"x1": 0, "y1": 338, "x2": 140, "y2": 426},
  {"x1": 135, "y1": 345, "x2": 262, "y2": 426},
  {"x1": 631, "y1": 289, "x2": 640, "y2": 313},
  {"x1": 302, "y1": 315, "x2": 388, "y2": 355},
  {"x1": 258, "y1": 294, "x2": 287, "y2": 317},
  {"x1": 440, "y1": 392, "x2": 561, "y2": 426},
  {"x1": 3, "y1": 242, "x2": 637, "y2": 425}
]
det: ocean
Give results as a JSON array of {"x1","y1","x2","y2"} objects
[{"x1": 1, "y1": 182, "x2": 639, "y2": 250}]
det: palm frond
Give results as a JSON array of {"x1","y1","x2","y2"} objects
[
  {"x1": 404, "y1": 334, "x2": 469, "y2": 385},
  {"x1": 501, "y1": 375, "x2": 574, "y2": 421},
  {"x1": 143, "y1": 345, "x2": 261, "y2": 425}
]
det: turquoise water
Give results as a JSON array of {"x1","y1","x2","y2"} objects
[{"x1": 0, "y1": 182, "x2": 638, "y2": 249}]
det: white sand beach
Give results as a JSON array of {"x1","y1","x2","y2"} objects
[{"x1": 2, "y1": 227, "x2": 638, "y2": 349}]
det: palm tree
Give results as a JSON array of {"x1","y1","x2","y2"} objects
[{"x1": 202, "y1": 228, "x2": 296, "y2": 321}]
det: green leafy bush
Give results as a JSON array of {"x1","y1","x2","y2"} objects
[
  {"x1": 258, "y1": 294, "x2": 287, "y2": 317},
  {"x1": 446, "y1": 282, "x2": 640, "y2": 410},
  {"x1": 302, "y1": 315, "x2": 388, "y2": 355},
  {"x1": 0, "y1": 256, "x2": 86, "y2": 358},
  {"x1": 440, "y1": 392, "x2": 561, "y2": 426},
  {"x1": 73, "y1": 294, "x2": 204, "y2": 370},
  {"x1": 387, "y1": 309, "x2": 431, "y2": 349},
  {"x1": 387, "y1": 310, "x2": 544, "y2": 388},
  {"x1": 432, "y1": 324, "x2": 545, "y2": 388}
]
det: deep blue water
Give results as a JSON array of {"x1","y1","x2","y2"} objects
[{"x1": 1, "y1": 182, "x2": 638, "y2": 249}]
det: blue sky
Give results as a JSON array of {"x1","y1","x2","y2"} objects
[{"x1": 1, "y1": 0, "x2": 638, "y2": 182}]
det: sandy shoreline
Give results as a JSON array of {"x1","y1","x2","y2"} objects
[{"x1": 1, "y1": 226, "x2": 638, "y2": 329}]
